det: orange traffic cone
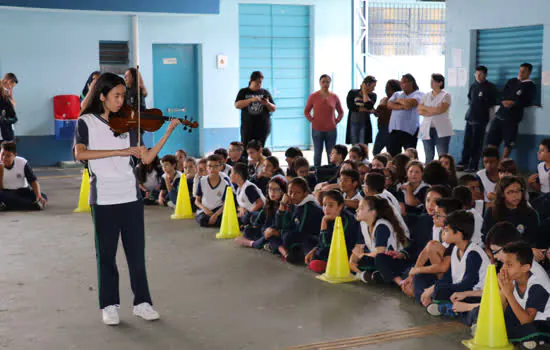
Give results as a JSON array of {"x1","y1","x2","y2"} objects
[
  {"x1": 216, "y1": 187, "x2": 240, "y2": 239},
  {"x1": 171, "y1": 174, "x2": 194, "y2": 220},
  {"x1": 462, "y1": 264, "x2": 513, "y2": 349},
  {"x1": 74, "y1": 169, "x2": 91, "y2": 213},
  {"x1": 317, "y1": 216, "x2": 355, "y2": 283}
]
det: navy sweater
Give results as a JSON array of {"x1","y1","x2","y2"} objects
[
  {"x1": 496, "y1": 78, "x2": 536, "y2": 123},
  {"x1": 314, "y1": 209, "x2": 360, "y2": 261},
  {"x1": 276, "y1": 199, "x2": 323, "y2": 252}
]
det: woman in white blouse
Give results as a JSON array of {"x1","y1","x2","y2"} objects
[{"x1": 418, "y1": 74, "x2": 453, "y2": 162}]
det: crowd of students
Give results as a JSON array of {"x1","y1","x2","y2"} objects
[{"x1": 131, "y1": 137, "x2": 550, "y2": 349}]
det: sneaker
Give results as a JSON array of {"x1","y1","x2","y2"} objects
[
  {"x1": 263, "y1": 243, "x2": 272, "y2": 252},
  {"x1": 359, "y1": 271, "x2": 372, "y2": 284},
  {"x1": 427, "y1": 303, "x2": 441, "y2": 316},
  {"x1": 102, "y1": 305, "x2": 120, "y2": 326},
  {"x1": 35, "y1": 200, "x2": 45, "y2": 210},
  {"x1": 0, "y1": 202, "x2": 7, "y2": 212},
  {"x1": 133, "y1": 302, "x2": 160, "y2": 321},
  {"x1": 427, "y1": 303, "x2": 456, "y2": 317},
  {"x1": 470, "y1": 324, "x2": 477, "y2": 337},
  {"x1": 167, "y1": 201, "x2": 176, "y2": 209},
  {"x1": 521, "y1": 340, "x2": 538, "y2": 349}
]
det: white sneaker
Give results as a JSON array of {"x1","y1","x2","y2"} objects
[
  {"x1": 102, "y1": 305, "x2": 120, "y2": 326},
  {"x1": 133, "y1": 302, "x2": 160, "y2": 321},
  {"x1": 167, "y1": 201, "x2": 176, "y2": 209}
]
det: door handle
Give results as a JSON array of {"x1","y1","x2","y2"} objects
[{"x1": 167, "y1": 107, "x2": 187, "y2": 113}]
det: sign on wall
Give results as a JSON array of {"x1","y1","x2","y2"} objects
[{"x1": 0, "y1": 0, "x2": 219, "y2": 14}]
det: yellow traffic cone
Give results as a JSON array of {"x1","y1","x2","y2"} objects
[
  {"x1": 462, "y1": 264, "x2": 513, "y2": 349},
  {"x1": 171, "y1": 174, "x2": 194, "y2": 220},
  {"x1": 317, "y1": 216, "x2": 355, "y2": 283},
  {"x1": 74, "y1": 168, "x2": 91, "y2": 213},
  {"x1": 216, "y1": 187, "x2": 241, "y2": 239}
]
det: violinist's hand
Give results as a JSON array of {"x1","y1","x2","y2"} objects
[
  {"x1": 123, "y1": 147, "x2": 142, "y2": 158},
  {"x1": 167, "y1": 119, "x2": 180, "y2": 132}
]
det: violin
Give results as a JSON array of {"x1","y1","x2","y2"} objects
[{"x1": 109, "y1": 104, "x2": 199, "y2": 134}]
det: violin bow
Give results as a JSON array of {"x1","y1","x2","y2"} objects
[{"x1": 136, "y1": 64, "x2": 141, "y2": 147}]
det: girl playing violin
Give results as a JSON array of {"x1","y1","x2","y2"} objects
[{"x1": 74, "y1": 72, "x2": 180, "y2": 326}]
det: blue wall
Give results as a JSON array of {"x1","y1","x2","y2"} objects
[
  {"x1": 0, "y1": 0, "x2": 352, "y2": 166},
  {"x1": 0, "y1": 0, "x2": 219, "y2": 14},
  {"x1": 446, "y1": 0, "x2": 550, "y2": 171}
]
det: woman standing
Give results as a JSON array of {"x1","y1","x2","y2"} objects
[
  {"x1": 346, "y1": 76, "x2": 377, "y2": 147},
  {"x1": 418, "y1": 74, "x2": 453, "y2": 163},
  {"x1": 74, "y1": 73, "x2": 180, "y2": 325},
  {"x1": 304, "y1": 74, "x2": 344, "y2": 167},
  {"x1": 234, "y1": 71, "x2": 276, "y2": 149},
  {"x1": 373, "y1": 80, "x2": 402, "y2": 155},
  {"x1": 80, "y1": 71, "x2": 101, "y2": 102},
  {"x1": 124, "y1": 68, "x2": 148, "y2": 111}
]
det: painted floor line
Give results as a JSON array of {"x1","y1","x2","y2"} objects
[
  {"x1": 38, "y1": 174, "x2": 80, "y2": 180},
  {"x1": 286, "y1": 321, "x2": 465, "y2": 350}
]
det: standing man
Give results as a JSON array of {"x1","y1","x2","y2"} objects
[
  {"x1": 235, "y1": 71, "x2": 276, "y2": 149},
  {"x1": 486, "y1": 63, "x2": 537, "y2": 159},
  {"x1": 2, "y1": 73, "x2": 18, "y2": 108},
  {"x1": 458, "y1": 66, "x2": 498, "y2": 172}
]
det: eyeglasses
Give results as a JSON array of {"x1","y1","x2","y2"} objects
[
  {"x1": 491, "y1": 247, "x2": 503, "y2": 255},
  {"x1": 207, "y1": 164, "x2": 220, "y2": 169},
  {"x1": 268, "y1": 187, "x2": 282, "y2": 193},
  {"x1": 433, "y1": 213, "x2": 447, "y2": 219}
]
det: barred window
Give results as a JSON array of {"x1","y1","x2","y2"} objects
[{"x1": 99, "y1": 41, "x2": 129, "y2": 75}]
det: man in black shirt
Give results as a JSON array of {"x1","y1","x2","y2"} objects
[
  {"x1": 234, "y1": 71, "x2": 276, "y2": 149},
  {"x1": 458, "y1": 66, "x2": 498, "y2": 171},
  {"x1": 487, "y1": 63, "x2": 537, "y2": 158}
]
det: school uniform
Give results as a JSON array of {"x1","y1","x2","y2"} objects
[
  {"x1": 227, "y1": 155, "x2": 248, "y2": 167},
  {"x1": 460, "y1": 80, "x2": 498, "y2": 170},
  {"x1": 138, "y1": 165, "x2": 163, "y2": 204},
  {"x1": 505, "y1": 273, "x2": 550, "y2": 344},
  {"x1": 476, "y1": 169, "x2": 497, "y2": 203},
  {"x1": 487, "y1": 78, "x2": 536, "y2": 149},
  {"x1": 221, "y1": 163, "x2": 232, "y2": 176},
  {"x1": 247, "y1": 156, "x2": 265, "y2": 178},
  {"x1": 537, "y1": 162, "x2": 550, "y2": 194},
  {"x1": 343, "y1": 191, "x2": 362, "y2": 201},
  {"x1": 159, "y1": 171, "x2": 182, "y2": 206},
  {"x1": 396, "y1": 182, "x2": 430, "y2": 215},
  {"x1": 0, "y1": 156, "x2": 46, "y2": 211},
  {"x1": 467, "y1": 208, "x2": 484, "y2": 246},
  {"x1": 243, "y1": 206, "x2": 279, "y2": 250},
  {"x1": 251, "y1": 168, "x2": 284, "y2": 194},
  {"x1": 378, "y1": 190, "x2": 410, "y2": 238},
  {"x1": 195, "y1": 174, "x2": 233, "y2": 227},
  {"x1": 74, "y1": 113, "x2": 152, "y2": 309},
  {"x1": 312, "y1": 209, "x2": 359, "y2": 262},
  {"x1": 272, "y1": 195, "x2": 323, "y2": 263},
  {"x1": 482, "y1": 206, "x2": 541, "y2": 247},
  {"x1": 236, "y1": 180, "x2": 265, "y2": 225},
  {"x1": 0, "y1": 94, "x2": 17, "y2": 142},
  {"x1": 303, "y1": 173, "x2": 318, "y2": 191}
]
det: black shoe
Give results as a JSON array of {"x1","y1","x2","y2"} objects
[
  {"x1": 456, "y1": 164, "x2": 465, "y2": 171},
  {"x1": 0, "y1": 202, "x2": 7, "y2": 211}
]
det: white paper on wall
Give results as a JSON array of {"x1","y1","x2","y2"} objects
[
  {"x1": 447, "y1": 68, "x2": 457, "y2": 87},
  {"x1": 452, "y1": 48, "x2": 463, "y2": 68}
]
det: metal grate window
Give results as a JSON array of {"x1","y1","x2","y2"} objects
[
  {"x1": 366, "y1": 1, "x2": 446, "y2": 56},
  {"x1": 99, "y1": 41, "x2": 129, "y2": 74}
]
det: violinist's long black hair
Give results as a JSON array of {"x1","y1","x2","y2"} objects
[
  {"x1": 81, "y1": 71, "x2": 101, "y2": 100},
  {"x1": 80, "y1": 73, "x2": 125, "y2": 117}
]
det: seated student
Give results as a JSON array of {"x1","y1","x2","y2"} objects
[
  {"x1": 246, "y1": 140, "x2": 266, "y2": 178},
  {"x1": 236, "y1": 175, "x2": 287, "y2": 249},
  {"x1": 315, "y1": 144, "x2": 348, "y2": 183},
  {"x1": 262, "y1": 147, "x2": 272, "y2": 158},
  {"x1": 396, "y1": 160, "x2": 430, "y2": 215},
  {"x1": 405, "y1": 148, "x2": 418, "y2": 161},
  {"x1": 183, "y1": 157, "x2": 198, "y2": 211},
  {"x1": 388, "y1": 153, "x2": 410, "y2": 192},
  {"x1": 371, "y1": 154, "x2": 388, "y2": 170},
  {"x1": 214, "y1": 148, "x2": 233, "y2": 175},
  {"x1": 195, "y1": 155, "x2": 232, "y2": 227},
  {"x1": 452, "y1": 186, "x2": 484, "y2": 245},
  {"x1": 305, "y1": 190, "x2": 359, "y2": 273},
  {"x1": 230, "y1": 163, "x2": 265, "y2": 224},
  {"x1": 252, "y1": 156, "x2": 285, "y2": 194},
  {"x1": 357, "y1": 161, "x2": 369, "y2": 180},
  {"x1": 482, "y1": 176, "x2": 541, "y2": 250},
  {"x1": 410, "y1": 198, "x2": 463, "y2": 302},
  {"x1": 293, "y1": 156, "x2": 318, "y2": 190},
  {"x1": 459, "y1": 174, "x2": 485, "y2": 217},
  {"x1": 272, "y1": 177, "x2": 323, "y2": 264},
  {"x1": 314, "y1": 160, "x2": 358, "y2": 197},
  {"x1": 498, "y1": 158, "x2": 518, "y2": 179},
  {"x1": 158, "y1": 155, "x2": 182, "y2": 208},
  {"x1": 175, "y1": 149, "x2": 187, "y2": 173},
  {"x1": 227, "y1": 141, "x2": 248, "y2": 167},
  {"x1": 423, "y1": 160, "x2": 450, "y2": 188},
  {"x1": 498, "y1": 242, "x2": 550, "y2": 348},
  {"x1": 529, "y1": 138, "x2": 550, "y2": 195},
  {"x1": 422, "y1": 210, "x2": 490, "y2": 317},
  {"x1": 136, "y1": 155, "x2": 163, "y2": 205},
  {"x1": 340, "y1": 169, "x2": 362, "y2": 210},
  {"x1": 284, "y1": 147, "x2": 303, "y2": 177},
  {"x1": 476, "y1": 147, "x2": 499, "y2": 203},
  {"x1": 0, "y1": 141, "x2": 47, "y2": 211},
  {"x1": 440, "y1": 154, "x2": 458, "y2": 188},
  {"x1": 348, "y1": 145, "x2": 369, "y2": 165},
  {"x1": 350, "y1": 196, "x2": 409, "y2": 283},
  {"x1": 193, "y1": 158, "x2": 208, "y2": 197},
  {"x1": 451, "y1": 222, "x2": 550, "y2": 324}
]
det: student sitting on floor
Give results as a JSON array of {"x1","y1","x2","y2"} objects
[
  {"x1": 313, "y1": 160, "x2": 358, "y2": 200},
  {"x1": 214, "y1": 148, "x2": 233, "y2": 175},
  {"x1": 227, "y1": 141, "x2": 248, "y2": 167},
  {"x1": 175, "y1": 149, "x2": 187, "y2": 173},
  {"x1": 272, "y1": 177, "x2": 323, "y2": 264},
  {"x1": 136, "y1": 155, "x2": 163, "y2": 205},
  {"x1": 284, "y1": 147, "x2": 303, "y2": 178},
  {"x1": 405, "y1": 148, "x2": 418, "y2": 161},
  {"x1": 230, "y1": 163, "x2": 265, "y2": 224},
  {"x1": 158, "y1": 155, "x2": 181, "y2": 208},
  {"x1": 193, "y1": 158, "x2": 208, "y2": 198},
  {"x1": 340, "y1": 169, "x2": 362, "y2": 210},
  {"x1": 452, "y1": 185, "x2": 484, "y2": 246},
  {"x1": 371, "y1": 154, "x2": 388, "y2": 170},
  {"x1": 305, "y1": 190, "x2": 359, "y2": 273},
  {"x1": 529, "y1": 138, "x2": 550, "y2": 195},
  {"x1": 314, "y1": 144, "x2": 348, "y2": 183},
  {"x1": 246, "y1": 140, "x2": 266, "y2": 178},
  {"x1": 422, "y1": 210, "x2": 490, "y2": 317},
  {"x1": 183, "y1": 157, "x2": 198, "y2": 211},
  {"x1": 348, "y1": 145, "x2": 368, "y2": 165},
  {"x1": 396, "y1": 160, "x2": 430, "y2": 215},
  {"x1": 293, "y1": 156, "x2": 318, "y2": 190},
  {"x1": 235, "y1": 175, "x2": 287, "y2": 249},
  {"x1": 477, "y1": 147, "x2": 500, "y2": 203},
  {"x1": 0, "y1": 141, "x2": 47, "y2": 211},
  {"x1": 350, "y1": 196, "x2": 408, "y2": 284},
  {"x1": 252, "y1": 156, "x2": 285, "y2": 194},
  {"x1": 195, "y1": 155, "x2": 232, "y2": 227},
  {"x1": 459, "y1": 174, "x2": 485, "y2": 217},
  {"x1": 498, "y1": 242, "x2": 550, "y2": 349}
]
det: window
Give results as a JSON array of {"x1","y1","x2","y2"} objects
[
  {"x1": 476, "y1": 25, "x2": 543, "y2": 105},
  {"x1": 99, "y1": 41, "x2": 129, "y2": 75}
]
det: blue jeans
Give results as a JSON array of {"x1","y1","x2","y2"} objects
[
  {"x1": 350, "y1": 121, "x2": 366, "y2": 145},
  {"x1": 373, "y1": 125, "x2": 390, "y2": 155},
  {"x1": 422, "y1": 128, "x2": 451, "y2": 163},
  {"x1": 312, "y1": 129, "x2": 337, "y2": 167}
]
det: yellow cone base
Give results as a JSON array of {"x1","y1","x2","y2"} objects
[
  {"x1": 73, "y1": 207, "x2": 91, "y2": 213},
  {"x1": 461, "y1": 339, "x2": 514, "y2": 350},
  {"x1": 171, "y1": 213, "x2": 195, "y2": 220},
  {"x1": 215, "y1": 187, "x2": 241, "y2": 239},
  {"x1": 74, "y1": 169, "x2": 91, "y2": 213},
  {"x1": 215, "y1": 231, "x2": 240, "y2": 240},
  {"x1": 316, "y1": 273, "x2": 355, "y2": 284},
  {"x1": 170, "y1": 173, "x2": 195, "y2": 220}
]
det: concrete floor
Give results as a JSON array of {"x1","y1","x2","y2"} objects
[{"x1": 0, "y1": 170, "x2": 472, "y2": 350}]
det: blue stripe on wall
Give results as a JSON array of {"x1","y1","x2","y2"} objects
[
  {"x1": 202, "y1": 128, "x2": 240, "y2": 155},
  {"x1": 0, "y1": 0, "x2": 219, "y2": 14},
  {"x1": 16, "y1": 136, "x2": 74, "y2": 167}
]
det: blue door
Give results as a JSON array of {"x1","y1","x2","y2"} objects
[
  {"x1": 151, "y1": 44, "x2": 199, "y2": 157},
  {"x1": 239, "y1": 4, "x2": 311, "y2": 151}
]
